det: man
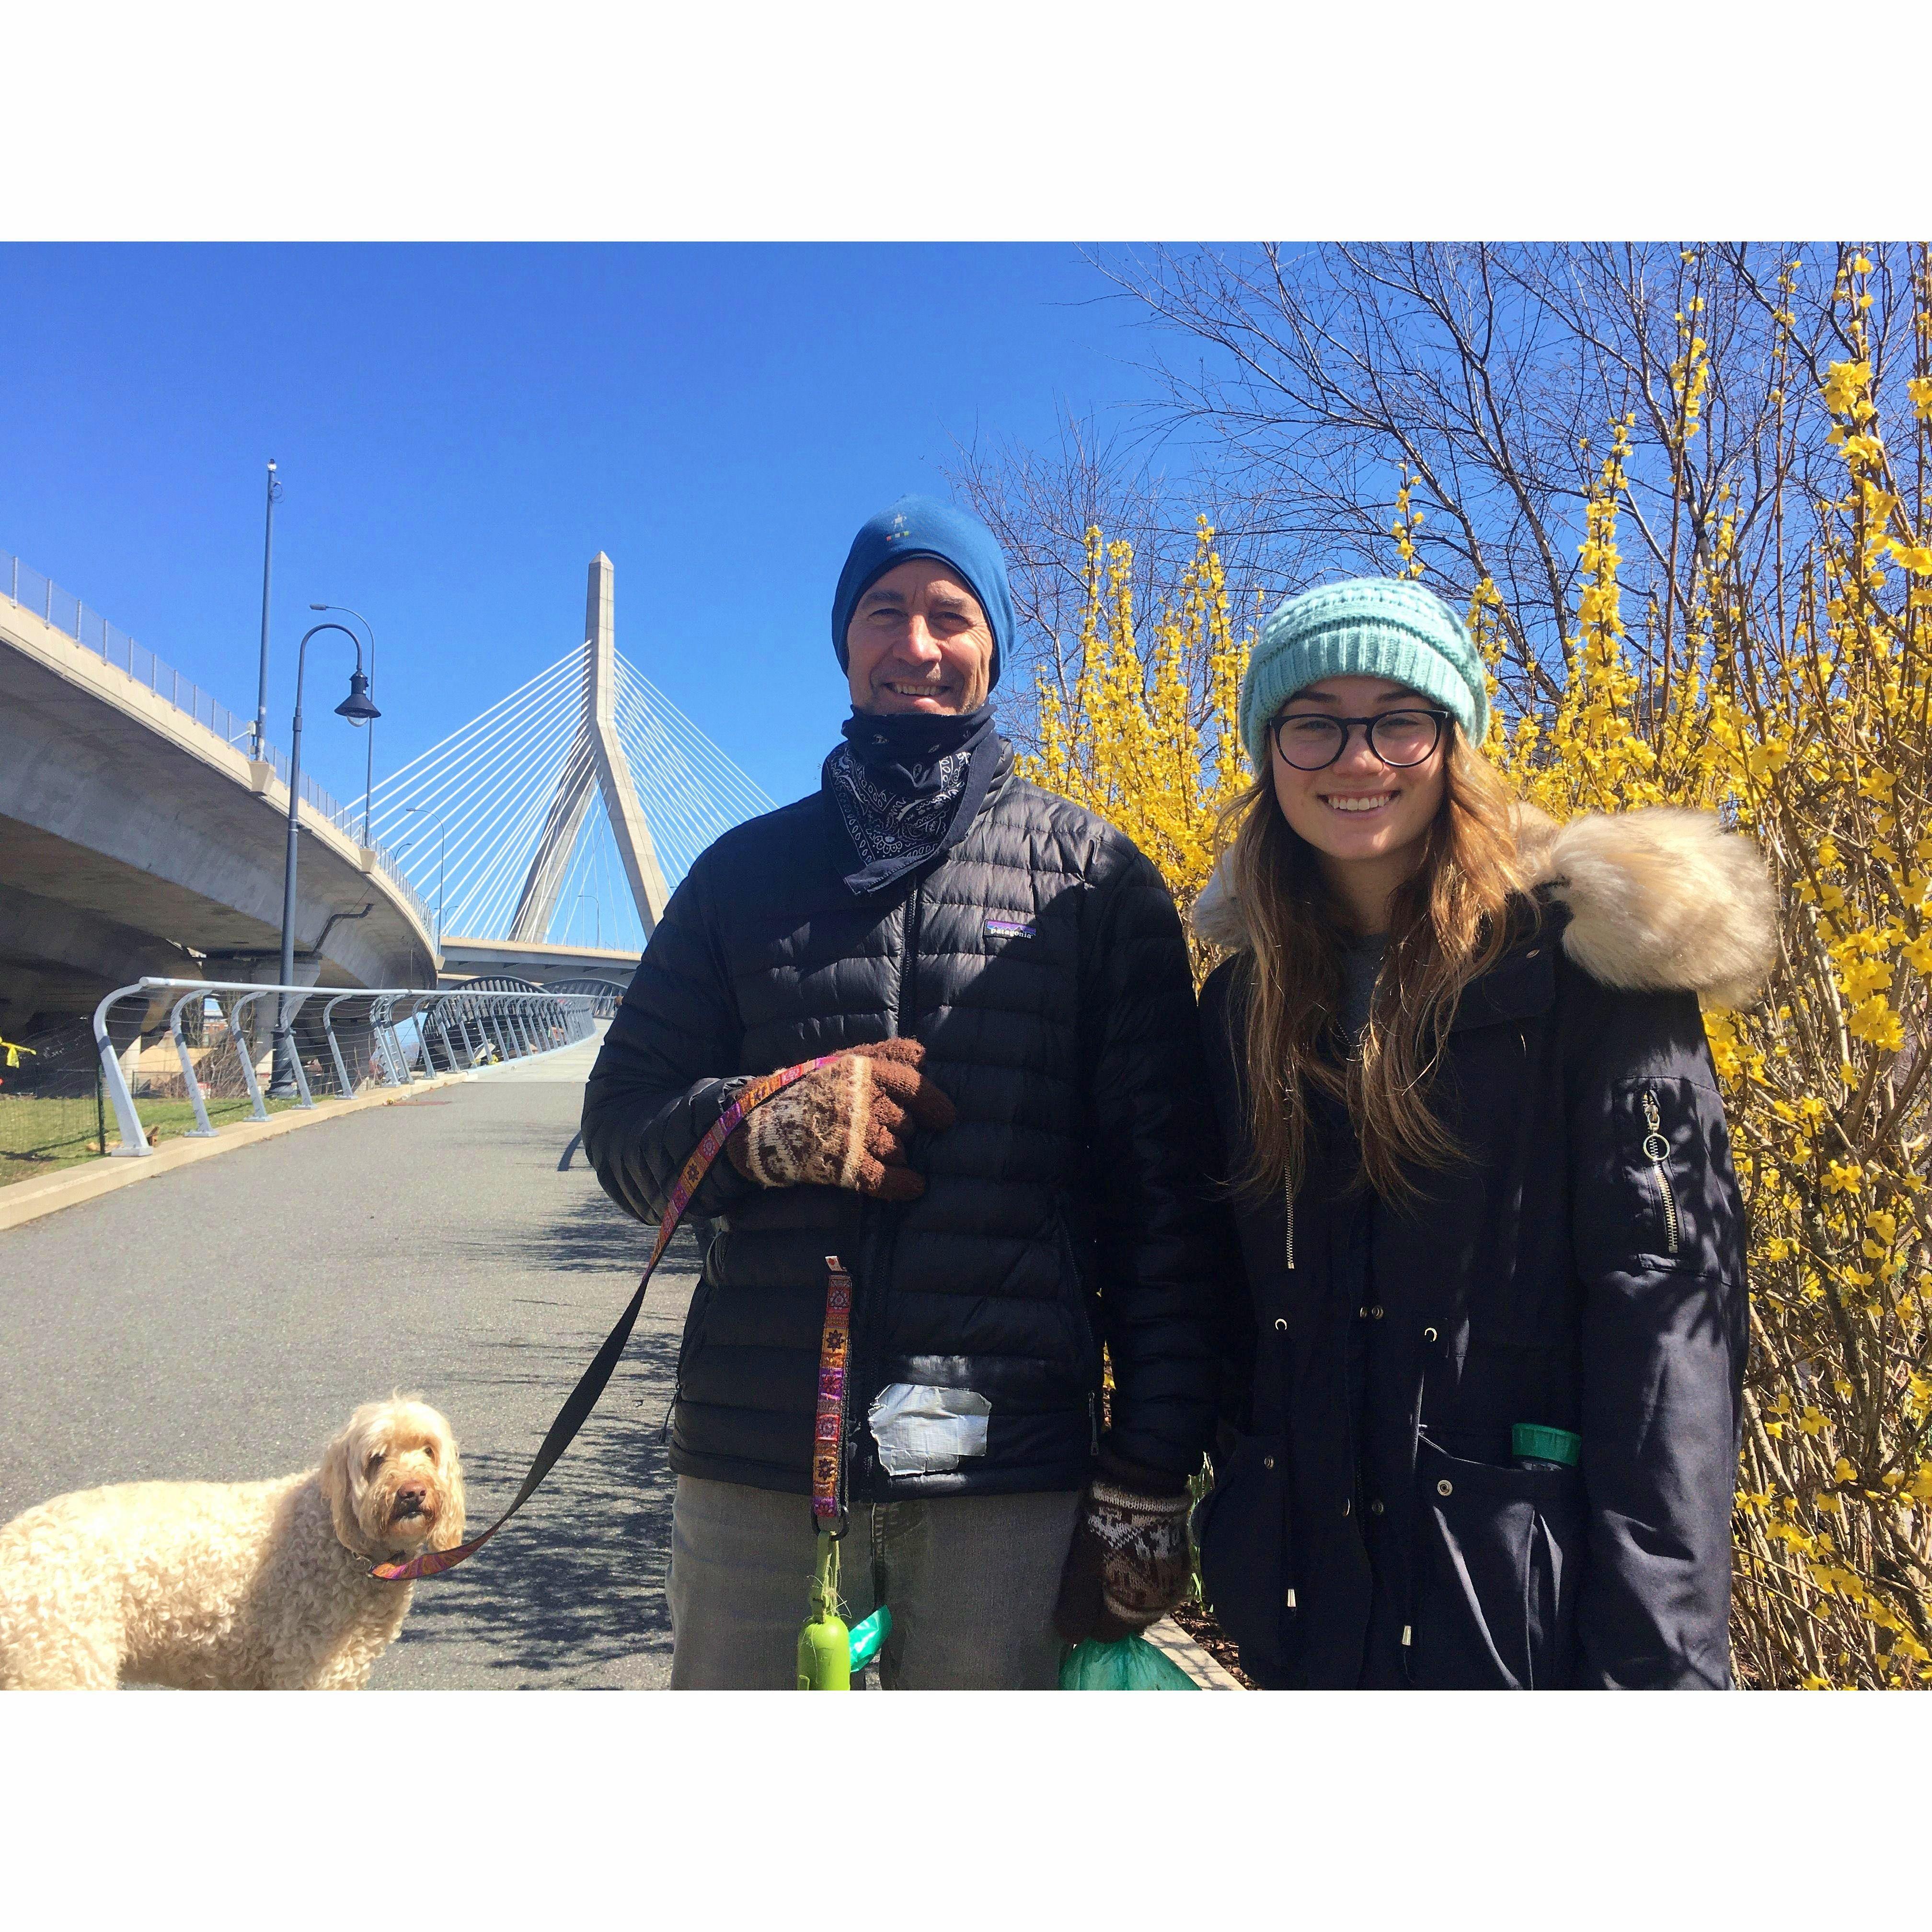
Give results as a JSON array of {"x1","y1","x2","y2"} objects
[{"x1": 583, "y1": 495, "x2": 1224, "y2": 1688}]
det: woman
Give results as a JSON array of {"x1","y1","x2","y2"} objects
[{"x1": 1193, "y1": 578, "x2": 1775, "y2": 1689}]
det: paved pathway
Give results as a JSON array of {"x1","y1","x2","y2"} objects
[
  {"x1": 0, "y1": 1035, "x2": 693, "y2": 1689},
  {"x1": 2, "y1": 1031, "x2": 1242, "y2": 1691}
]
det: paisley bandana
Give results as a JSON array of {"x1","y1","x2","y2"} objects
[{"x1": 827, "y1": 704, "x2": 1003, "y2": 896}]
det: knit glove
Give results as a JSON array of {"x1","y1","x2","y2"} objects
[
  {"x1": 1054, "y1": 1447, "x2": 1195, "y2": 1644},
  {"x1": 725, "y1": 1040, "x2": 956, "y2": 1201}
]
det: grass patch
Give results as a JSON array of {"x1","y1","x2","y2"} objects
[{"x1": 0, "y1": 1092, "x2": 302, "y2": 1186}]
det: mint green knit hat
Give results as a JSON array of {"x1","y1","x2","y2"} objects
[{"x1": 1239, "y1": 577, "x2": 1488, "y2": 770}]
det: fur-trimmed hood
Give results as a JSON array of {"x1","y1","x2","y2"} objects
[{"x1": 1190, "y1": 804, "x2": 1779, "y2": 1009}]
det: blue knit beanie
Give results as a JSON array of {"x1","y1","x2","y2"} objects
[
  {"x1": 1238, "y1": 577, "x2": 1488, "y2": 770},
  {"x1": 831, "y1": 495, "x2": 1013, "y2": 692}
]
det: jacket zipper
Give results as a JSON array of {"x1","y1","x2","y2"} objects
[
  {"x1": 1284, "y1": 1174, "x2": 1296, "y2": 1271},
  {"x1": 852, "y1": 884, "x2": 925, "y2": 1498},
  {"x1": 894, "y1": 884, "x2": 923, "y2": 1037},
  {"x1": 1641, "y1": 1089, "x2": 1681, "y2": 1256},
  {"x1": 1401, "y1": 1328, "x2": 1437, "y2": 1687}
]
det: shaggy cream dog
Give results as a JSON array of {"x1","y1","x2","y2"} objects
[{"x1": 0, "y1": 1396, "x2": 464, "y2": 1690}]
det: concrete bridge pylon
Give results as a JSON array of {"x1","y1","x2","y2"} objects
[{"x1": 506, "y1": 555, "x2": 671, "y2": 944}]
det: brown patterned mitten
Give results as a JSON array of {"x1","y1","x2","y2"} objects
[
  {"x1": 1054, "y1": 1447, "x2": 1194, "y2": 1644},
  {"x1": 725, "y1": 1040, "x2": 956, "y2": 1201}
]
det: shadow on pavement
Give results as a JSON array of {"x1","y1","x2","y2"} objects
[
  {"x1": 484, "y1": 1180, "x2": 665, "y2": 1276},
  {"x1": 387, "y1": 1212, "x2": 698, "y2": 1686},
  {"x1": 394, "y1": 1324, "x2": 680, "y2": 1683}
]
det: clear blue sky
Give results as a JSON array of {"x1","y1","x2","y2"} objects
[{"x1": 0, "y1": 244, "x2": 1151, "y2": 813}]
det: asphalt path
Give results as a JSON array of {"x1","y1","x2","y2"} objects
[{"x1": 0, "y1": 1033, "x2": 695, "y2": 1689}]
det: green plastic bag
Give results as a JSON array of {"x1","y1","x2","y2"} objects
[{"x1": 1058, "y1": 1635, "x2": 1201, "y2": 1690}]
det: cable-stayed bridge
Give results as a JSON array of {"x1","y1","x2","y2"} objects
[
  {"x1": 359, "y1": 554, "x2": 773, "y2": 988},
  {"x1": 0, "y1": 548, "x2": 773, "y2": 1034}
]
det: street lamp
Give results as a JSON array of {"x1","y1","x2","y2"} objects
[
  {"x1": 573, "y1": 888, "x2": 601, "y2": 949},
  {"x1": 252, "y1": 460, "x2": 281, "y2": 759},
  {"x1": 268, "y1": 622, "x2": 380, "y2": 1096},
  {"x1": 310, "y1": 603, "x2": 376, "y2": 847}
]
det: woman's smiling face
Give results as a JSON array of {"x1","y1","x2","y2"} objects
[{"x1": 1269, "y1": 675, "x2": 1449, "y2": 885}]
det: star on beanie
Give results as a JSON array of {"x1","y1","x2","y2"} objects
[{"x1": 830, "y1": 495, "x2": 1015, "y2": 692}]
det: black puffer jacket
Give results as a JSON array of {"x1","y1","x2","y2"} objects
[
  {"x1": 582, "y1": 747, "x2": 1223, "y2": 1500},
  {"x1": 1191, "y1": 807, "x2": 1776, "y2": 1690}
]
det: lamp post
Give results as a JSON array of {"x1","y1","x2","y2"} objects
[
  {"x1": 251, "y1": 460, "x2": 281, "y2": 759},
  {"x1": 310, "y1": 603, "x2": 376, "y2": 847},
  {"x1": 269, "y1": 622, "x2": 380, "y2": 1096},
  {"x1": 573, "y1": 888, "x2": 601, "y2": 949}
]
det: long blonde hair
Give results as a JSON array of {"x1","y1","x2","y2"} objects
[{"x1": 1217, "y1": 732, "x2": 1531, "y2": 1207}]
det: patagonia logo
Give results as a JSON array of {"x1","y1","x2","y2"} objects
[{"x1": 984, "y1": 916, "x2": 1036, "y2": 941}]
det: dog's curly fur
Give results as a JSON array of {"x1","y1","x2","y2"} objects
[{"x1": 0, "y1": 1397, "x2": 464, "y2": 1690}]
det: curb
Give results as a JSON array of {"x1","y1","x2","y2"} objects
[
  {"x1": 0, "y1": 1070, "x2": 476, "y2": 1234},
  {"x1": 1143, "y1": 1615, "x2": 1248, "y2": 1690}
]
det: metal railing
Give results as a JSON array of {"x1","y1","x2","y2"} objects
[
  {"x1": 91, "y1": 978, "x2": 598, "y2": 1158},
  {"x1": 544, "y1": 975, "x2": 628, "y2": 1019},
  {"x1": 2, "y1": 544, "x2": 431, "y2": 933}
]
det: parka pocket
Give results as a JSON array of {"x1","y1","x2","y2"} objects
[
  {"x1": 1409, "y1": 1435, "x2": 1583, "y2": 1691},
  {"x1": 1193, "y1": 1433, "x2": 1300, "y2": 1687},
  {"x1": 1606, "y1": 1077, "x2": 1740, "y2": 1276},
  {"x1": 1048, "y1": 1208, "x2": 1102, "y2": 1384},
  {"x1": 673, "y1": 1276, "x2": 714, "y2": 1393}
]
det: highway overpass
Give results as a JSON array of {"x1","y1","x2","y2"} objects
[{"x1": 1, "y1": 579, "x2": 436, "y2": 1034}]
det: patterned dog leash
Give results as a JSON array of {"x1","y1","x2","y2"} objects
[
  {"x1": 373, "y1": 1055, "x2": 840, "y2": 1584},
  {"x1": 812, "y1": 1254, "x2": 853, "y2": 1536}
]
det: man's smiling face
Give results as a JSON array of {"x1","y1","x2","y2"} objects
[{"x1": 845, "y1": 558, "x2": 994, "y2": 715}]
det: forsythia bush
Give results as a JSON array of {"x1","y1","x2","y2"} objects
[
  {"x1": 1027, "y1": 256, "x2": 1932, "y2": 1687},
  {"x1": 1023, "y1": 518, "x2": 1251, "y2": 969}
]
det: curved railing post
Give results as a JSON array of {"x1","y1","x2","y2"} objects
[
  {"x1": 168, "y1": 989, "x2": 220, "y2": 1138},
  {"x1": 425, "y1": 997, "x2": 454, "y2": 1074},
  {"x1": 399, "y1": 993, "x2": 437, "y2": 1078},
  {"x1": 393, "y1": 994, "x2": 424, "y2": 1078},
  {"x1": 364, "y1": 994, "x2": 389, "y2": 1085},
  {"x1": 380, "y1": 995, "x2": 413, "y2": 1082},
  {"x1": 227, "y1": 991, "x2": 274, "y2": 1121},
  {"x1": 92, "y1": 982, "x2": 153, "y2": 1157},
  {"x1": 380, "y1": 995, "x2": 404, "y2": 1085},
  {"x1": 284, "y1": 989, "x2": 319, "y2": 1108},
  {"x1": 322, "y1": 992, "x2": 358, "y2": 1097},
  {"x1": 434, "y1": 995, "x2": 454, "y2": 1068}
]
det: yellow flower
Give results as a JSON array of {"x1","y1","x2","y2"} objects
[{"x1": 1822, "y1": 358, "x2": 1873, "y2": 415}]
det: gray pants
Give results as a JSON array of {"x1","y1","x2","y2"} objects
[{"x1": 667, "y1": 1474, "x2": 1083, "y2": 1690}]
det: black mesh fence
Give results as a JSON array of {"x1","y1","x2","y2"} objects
[
  {"x1": 0, "y1": 1012, "x2": 111, "y2": 1175},
  {"x1": 0, "y1": 997, "x2": 299, "y2": 1176}
]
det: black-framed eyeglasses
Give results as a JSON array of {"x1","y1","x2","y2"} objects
[{"x1": 1268, "y1": 706, "x2": 1451, "y2": 771}]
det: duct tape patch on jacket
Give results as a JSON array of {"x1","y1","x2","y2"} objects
[{"x1": 866, "y1": 1384, "x2": 992, "y2": 1476}]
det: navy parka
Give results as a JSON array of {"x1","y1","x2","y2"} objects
[{"x1": 1196, "y1": 893, "x2": 1753, "y2": 1691}]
